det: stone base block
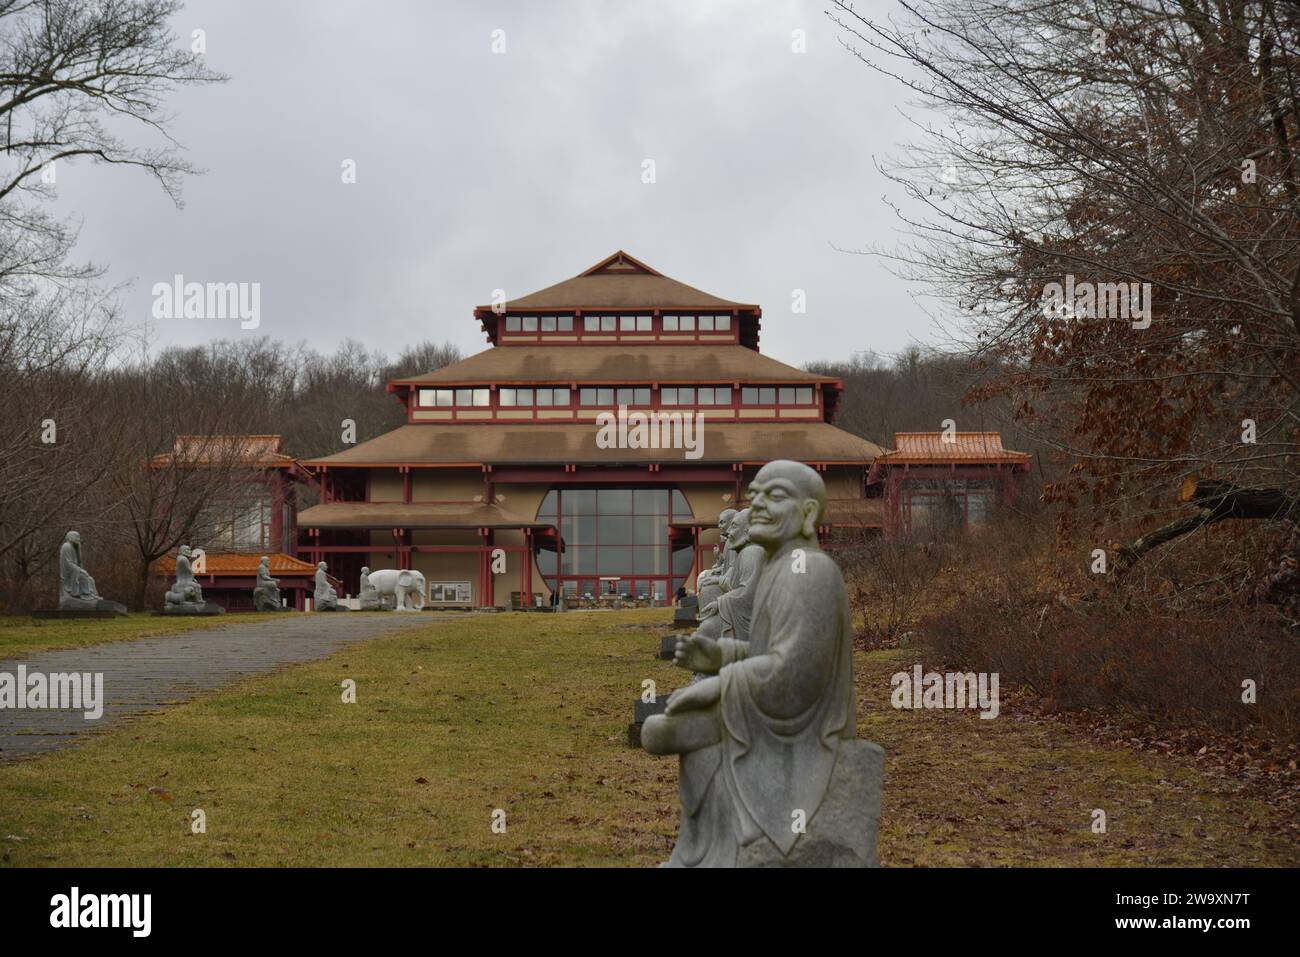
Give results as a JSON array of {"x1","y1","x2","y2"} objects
[
  {"x1": 736, "y1": 739, "x2": 884, "y2": 868},
  {"x1": 629, "y1": 692, "x2": 677, "y2": 748},
  {"x1": 154, "y1": 602, "x2": 226, "y2": 616},
  {"x1": 32, "y1": 602, "x2": 128, "y2": 619}
]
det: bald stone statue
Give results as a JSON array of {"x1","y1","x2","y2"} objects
[
  {"x1": 56, "y1": 531, "x2": 124, "y2": 614},
  {"x1": 358, "y1": 566, "x2": 382, "y2": 610},
  {"x1": 252, "y1": 556, "x2": 283, "y2": 612},
  {"x1": 643, "y1": 460, "x2": 883, "y2": 867},
  {"x1": 711, "y1": 508, "x2": 763, "y2": 642},
  {"x1": 694, "y1": 508, "x2": 736, "y2": 620},
  {"x1": 314, "y1": 561, "x2": 341, "y2": 611}
]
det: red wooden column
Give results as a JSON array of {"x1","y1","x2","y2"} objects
[
  {"x1": 484, "y1": 528, "x2": 495, "y2": 607},
  {"x1": 526, "y1": 529, "x2": 534, "y2": 607},
  {"x1": 269, "y1": 473, "x2": 284, "y2": 552}
]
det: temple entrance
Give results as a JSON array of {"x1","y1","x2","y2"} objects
[{"x1": 533, "y1": 487, "x2": 694, "y2": 607}]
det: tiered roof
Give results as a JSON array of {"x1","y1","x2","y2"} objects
[
  {"x1": 392, "y1": 345, "x2": 832, "y2": 387},
  {"x1": 305, "y1": 422, "x2": 882, "y2": 468},
  {"x1": 475, "y1": 251, "x2": 759, "y2": 313}
]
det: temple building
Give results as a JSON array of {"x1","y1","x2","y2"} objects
[
  {"x1": 151, "y1": 435, "x2": 326, "y2": 610},
  {"x1": 296, "y1": 251, "x2": 884, "y2": 608},
  {"x1": 868, "y1": 432, "x2": 1032, "y2": 542}
]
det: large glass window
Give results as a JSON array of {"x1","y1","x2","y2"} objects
[{"x1": 534, "y1": 487, "x2": 694, "y2": 601}]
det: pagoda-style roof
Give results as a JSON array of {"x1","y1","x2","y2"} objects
[
  {"x1": 151, "y1": 434, "x2": 298, "y2": 468},
  {"x1": 297, "y1": 501, "x2": 550, "y2": 530},
  {"x1": 396, "y1": 345, "x2": 833, "y2": 386},
  {"x1": 476, "y1": 251, "x2": 759, "y2": 312},
  {"x1": 877, "y1": 432, "x2": 1031, "y2": 466},
  {"x1": 302, "y1": 422, "x2": 883, "y2": 468},
  {"x1": 155, "y1": 551, "x2": 321, "y2": 577}
]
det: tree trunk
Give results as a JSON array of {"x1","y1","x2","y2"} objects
[{"x1": 1115, "y1": 476, "x2": 1298, "y2": 570}]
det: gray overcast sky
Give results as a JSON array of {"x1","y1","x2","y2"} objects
[{"x1": 50, "y1": 0, "x2": 930, "y2": 367}]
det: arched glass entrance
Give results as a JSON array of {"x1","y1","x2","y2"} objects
[{"x1": 534, "y1": 487, "x2": 694, "y2": 605}]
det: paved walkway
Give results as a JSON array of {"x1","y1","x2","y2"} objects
[{"x1": 0, "y1": 613, "x2": 445, "y2": 761}]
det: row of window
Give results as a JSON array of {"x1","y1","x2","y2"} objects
[
  {"x1": 501, "y1": 314, "x2": 734, "y2": 333},
  {"x1": 416, "y1": 384, "x2": 818, "y2": 408}
]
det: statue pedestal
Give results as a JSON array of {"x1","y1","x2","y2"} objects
[
  {"x1": 627, "y1": 691, "x2": 676, "y2": 748},
  {"x1": 736, "y1": 740, "x2": 884, "y2": 868},
  {"x1": 154, "y1": 602, "x2": 225, "y2": 616},
  {"x1": 33, "y1": 602, "x2": 127, "y2": 619},
  {"x1": 671, "y1": 598, "x2": 698, "y2": 629}
]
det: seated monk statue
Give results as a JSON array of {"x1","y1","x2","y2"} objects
[
  {"x1": 643, "y1": 460, "x2": 874, "y2": 867},
  {"x1": 58, "y1": 531, "x2": 102, "y2": 610},
  {"x1": 707, "y1": 507, "x2": 763, "y2": 642},
  {"x1": 358, "y1": 566, "x2": 382, "y2": 610},
  {"x1": 314, "y1": 562, "x2": 340, "y2": 611},
  {"x1": 694, "y1": 509, "x2": 736, "y2": 624},
  {"x1": 252, "y1": 556, "x2": 282, "y2": 611},
  {"x1": 164, "y1": 545, "x2": 205, "y2": 607}
]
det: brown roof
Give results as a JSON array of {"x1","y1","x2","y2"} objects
[
  {"x1": 302, "y1": 422, "x2": 883, "y2": 467},
  {"x1": 152, "y1": 435, "x2": 296, "y2": 468},
  {"x1": 156, "y1": 551, "x2": 320, "y2": 577},
  {"x1": 397, "y1": 345, "x2": 833, "y2": 386},
  {"x1": 297, "y1": 501, "x2": 548, "y2": 530},
  {"x1": 477, "y1": 251, "x2": 759, "y2": 312},
  {"x1": 879, "y1": 432, "x2": 1031, "y2": 465}
]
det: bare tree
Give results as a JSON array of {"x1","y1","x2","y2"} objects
[
  {"x1": 0, "y1": 0, "x2": 223, "y2": 606},
  {"x1": 830, "y1": 0, "x2": 1300, "y2": 585}
]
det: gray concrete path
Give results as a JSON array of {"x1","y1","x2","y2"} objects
[{"x1": 0, "y1": 613, "x2": 447, "y2": 761}]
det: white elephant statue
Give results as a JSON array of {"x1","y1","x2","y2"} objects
[{"x1": 365, "y1": 568, "x2": 427, "y2": 611}]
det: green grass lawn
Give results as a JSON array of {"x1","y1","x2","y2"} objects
[
  {"x1": 0, "y1": 612, "x2": 266, "y2": 657},
  {"x1": 0, "y1": 609, "x2": 1293, "y2": 867}
]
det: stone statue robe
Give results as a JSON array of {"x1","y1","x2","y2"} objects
[
  {"x1": 315, "y1": 568, "x2": 338, "y2": 608},
  {"x1": 715, "y1": 540, "x2": 763, "y2": 641},
  {"x1": 253, "y1": 562, "x2": 281, "y2": 610},
  {"x1": 59, "y1": 540, "x2": 97, "y2": 604},
  {"x1": 670, "y1": 540, "x2": 855, "y2": 867}
]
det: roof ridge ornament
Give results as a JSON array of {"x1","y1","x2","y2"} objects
[{"x1": 579, "y1": 250, "x2": 662, "y2": 277}]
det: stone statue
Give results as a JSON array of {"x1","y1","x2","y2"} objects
[
  {"x1": 56, "y1": 531, "x2": 125, "y2": 615},
  {"x1": 643, "y1": 460, "x2": 884, "y2": 867},
  {"x1": 314, "y1": 561, "x2": 341, "y2": 611},
  {"x1": 709, "y1": 508, "x2": 762, "y2": 642},
  {"x1": 164, "y1": 544, "x2": 205, "y2": 608},
  {"x1": 695, "y1": 508, "x2": 736, "y2": 616},
  {"x1": 357, "y1": 566, "x2": 382, "y2": 610},
  {"x1": 59, "y1": 531, "x2": 100, "y2": 609},
  {"x1": 252, "y1": 556, "x2": 283, "y2": 611}
]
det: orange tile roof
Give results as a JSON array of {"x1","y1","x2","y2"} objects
[
  {"x1": 155, "y1": 551, "x2": 319, "y2": 576},
  {"x1": 152, "y1": 435, "x2": 297, "y2": 468},
  {"x1": 878, "y1": 432, "x2": 1031, "y2": 465}
]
